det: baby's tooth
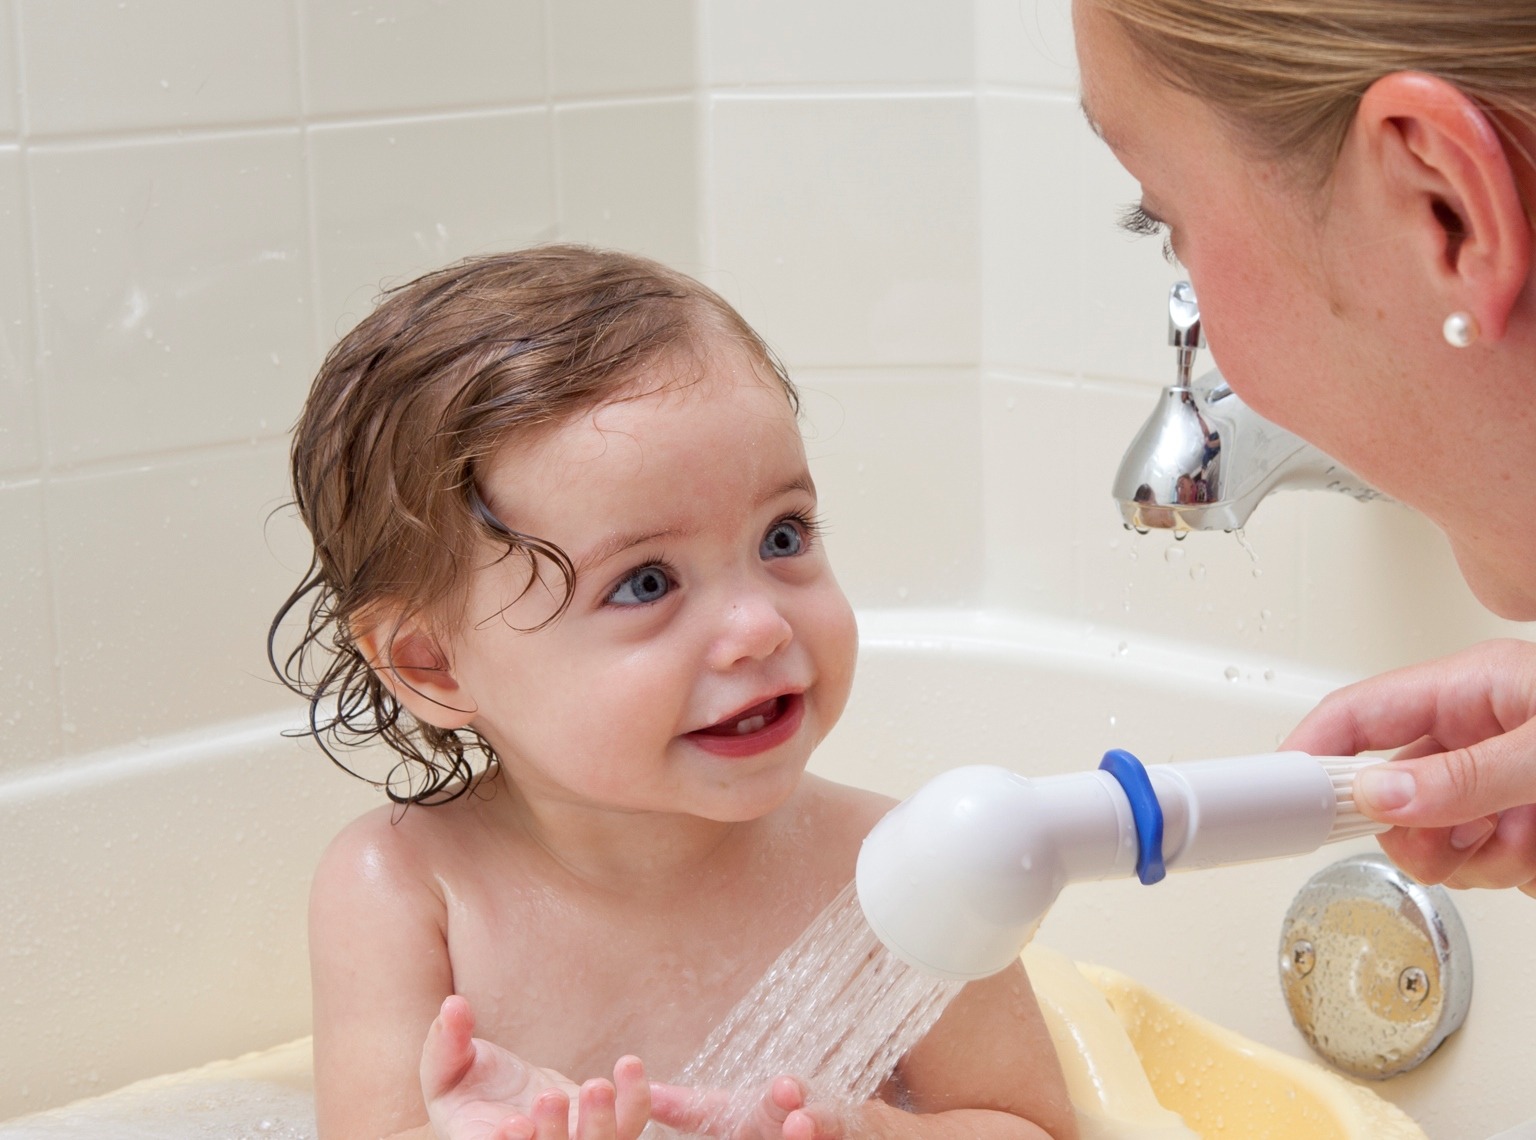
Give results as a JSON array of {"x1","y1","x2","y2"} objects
[{"x1": 735, "y1": 715, "x2": 767, "y2": 735}]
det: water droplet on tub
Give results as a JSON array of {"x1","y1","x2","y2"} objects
[
  {"x1": 1264, "y1": 669, "x2": 1275, "y2": 682},
  {"x1": 1223, "y1": 666, "x2": 1240, "y2": 682},
  {"x1": 1189, "y1": 563, "x2": 1207, "y2": 582},
  {"x1": 1115, "y1": 642, "x2": 1129, "y2": 657},
  {"x1": 1163, "y1": 545, "x2": 1185, "y2": 564}
]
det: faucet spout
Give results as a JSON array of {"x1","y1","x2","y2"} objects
[{"x1": 1113, "y1": 283, "x2": 1380, "y2": 532}]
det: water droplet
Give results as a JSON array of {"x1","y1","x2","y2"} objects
[
  {"x1": 1115, "y1": 641, "x2": 1129, "y2": 657},
  {"x1": 1233, "y1": 527, "x2": 1260, "y2": 564},
  {"x1": 1163, "y1": 545, "x2": 1185, "y2": 564},
  {"x1": 1223, "y1": 666, "x2": 1240, "y2": 682},
  {"x1": 1264, "y1": 669, "x2": 1276, "y2": 683},
  {"x1": 1189, "y1": 563, "x2": 1207, "y2": 582}
]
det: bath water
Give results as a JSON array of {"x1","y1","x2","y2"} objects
[{"x1": 649, "y1": 880, "x2": 966, "y2": 1137}]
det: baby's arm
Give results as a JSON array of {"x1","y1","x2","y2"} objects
[
  {"x1": 309, "y1": 814, "x2": 458, "y2": 1139},
  {"x1": 871, "y1": 960, "x2": 1076, "y2": 1139},
  {"x1": 310, "y1": 818, "x2": 651, "y2": 1140},
  {"x1": 649, "y1": 960, "x2": 1076, "y2": 1140}
]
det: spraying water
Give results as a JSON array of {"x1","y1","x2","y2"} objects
[{"x1": 648, "y1": 881, "x2": 965, "y2": 1137}]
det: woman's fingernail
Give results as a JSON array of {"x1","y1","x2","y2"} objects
[
  {"x1": 1355, "y1": 765, "x2": 1416, "y2": 812},
  {"x1": 1449, "y1": 817, "x2": 1497, "y2": 851}
]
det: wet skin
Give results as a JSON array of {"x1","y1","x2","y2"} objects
[{"x1": 309, "y1": 341, "x2": 1076, "y2": 1140}]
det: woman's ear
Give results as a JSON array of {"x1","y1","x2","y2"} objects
[
  {"x1": 353, "y1": 615, "x2": 476, "y2": 731},
  {"x1": 1352, "y1": 71, "x2": 1532, "y2": 340}
]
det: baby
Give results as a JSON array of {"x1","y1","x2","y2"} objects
[{"x1": 272, "y1": 245, "x2": 1076, "y2": 1140}]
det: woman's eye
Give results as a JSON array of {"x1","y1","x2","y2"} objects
[
  {"x1": 607, "y1": 565, "x2": 672, "y2": 606},
  {"x1": 1117, "y1": 201, "x2": 1179, "y2": 265},
  {"x1": 760, "y1": 520, "x2": 805, "y2": 560}
]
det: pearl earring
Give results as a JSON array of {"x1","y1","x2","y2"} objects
[{"x1": 1443, "y1": 311, "x2": 1479, "y2": 348}]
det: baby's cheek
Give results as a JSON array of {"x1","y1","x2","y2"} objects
[{"x1": 813, "y1": 589, "x2": 859, "y2": 719}]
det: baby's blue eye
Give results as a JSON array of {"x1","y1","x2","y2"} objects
[
  {"x1": 608, "y1": 565, "x2": 672, "y2": 606},
  {"x1": 760, "y1": 520, "x2": 804, "y2": 559}
]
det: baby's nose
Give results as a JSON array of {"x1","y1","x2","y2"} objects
[{"x1": 707, "y1": 590, "x2": 793, "y2": 669}]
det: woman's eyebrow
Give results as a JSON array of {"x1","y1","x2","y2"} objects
[
  {"x1": 1079, "y1": 97, "x2": 1129, "y2": 153},
  {"x1": 1081, "y1": 96, "x2": 1105, "y2": 139}
]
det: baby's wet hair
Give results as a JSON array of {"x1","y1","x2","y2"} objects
[{"x1": 269, "y1": 244, "x2": 796, "y2": 806}]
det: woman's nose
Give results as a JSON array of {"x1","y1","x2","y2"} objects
[{"x1": 707, "y1": 589, "x2": 793, "y2": 669}]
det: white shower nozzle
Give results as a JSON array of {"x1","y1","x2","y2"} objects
[{"x1": 854, "y1": 751, "x2": 1385, "y2": 981}]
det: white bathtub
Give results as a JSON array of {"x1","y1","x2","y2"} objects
[{"x1": 3, "y1": 608, "x2": 1532, "y2": 1138}]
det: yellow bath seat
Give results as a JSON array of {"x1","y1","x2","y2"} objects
[{"x1": 1023, "y1": 944, "x2": 1427, "y2": 1140}]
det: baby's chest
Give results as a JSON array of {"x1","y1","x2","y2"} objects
[{"x1": 445, "y1": 898, "x2": 776, "y2": 1082}]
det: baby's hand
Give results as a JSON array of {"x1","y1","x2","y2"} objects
[
  {"x1": 649, "y1": 1076, "x2": 847, "y2": 1140},
  {"x1": 421, "y1": 995, "x2": 651, "y2": 1140}
]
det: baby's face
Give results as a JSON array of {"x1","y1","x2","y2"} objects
[{"x1": 444, "y1": 341, "x2": 857, "y2": 823}]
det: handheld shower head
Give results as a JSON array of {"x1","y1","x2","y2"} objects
[{"x1": 855, "y1": 751, "x2": 1385, "y2": 981}]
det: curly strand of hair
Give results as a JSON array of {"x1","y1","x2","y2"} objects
[{"x1": 268, "y1": 549, "x2": 502, "y2": 807}]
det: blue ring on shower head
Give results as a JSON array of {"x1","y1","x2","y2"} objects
[{"x1": 1099, "y1": 748, "x2": 1167, "y2": 885}]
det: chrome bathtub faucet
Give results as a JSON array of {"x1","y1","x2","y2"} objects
[{"x1": 1111, "y1": 281, "x2": 1380, "y2": 533}]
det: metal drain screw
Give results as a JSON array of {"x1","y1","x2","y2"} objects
[
  {"x1": 1287, "y1": 940, "x2": 1316, "y2": 977},
  {"x1": 1399, "y1": 966, "x2": 1430, "y2": 1005}
]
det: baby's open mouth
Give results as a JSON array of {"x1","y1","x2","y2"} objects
[{"x1": 693, "y1": 695, "x2": 790, "y2": 737}]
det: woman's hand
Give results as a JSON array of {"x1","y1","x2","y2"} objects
[
  {"x1": 649, "y1": 1076, "x2": 847, "y2": 1140},
  {"x1": 1282, "y1": 638, "x2": 1536, "y2": 894},
  {"x1": 421, "y1": 996, "x2": 651, "y2": 1140}
]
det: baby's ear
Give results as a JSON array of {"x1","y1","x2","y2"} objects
[{"x1": 353, "y1": 616, "x2": 476, "y2": 731}]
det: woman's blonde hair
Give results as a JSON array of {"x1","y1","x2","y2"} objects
[{"x1": 1096, "y1": 0, "x2": 1536, "y2": 178}]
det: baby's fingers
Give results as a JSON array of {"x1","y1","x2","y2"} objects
[
  {"x1": 492, "y1": 1118, "x2": 537, "y2": 1140},
  {"x1": 533, "y1": 1089, "x2": 571, "y2": 1140},
  {"x1": 421, "y1": 995, "x2": 477, "y2": 1102},
  {"x1": 648, "y1": 1083, "x2": 734, "y2": 1134},
  {"x1": 611, "y1": 1057, "x2": 650, "y2": 1139},
  {"x1": 782, "y1": 1103, "x2": 845, "y2": 1140},
  {"x1": 576, "y1": 1079, "x2": 616, "y2": 1140}
]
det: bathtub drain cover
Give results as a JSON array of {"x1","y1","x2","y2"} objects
[{"x1": 1278, "y1": 853, "x2": 1472, "y2": 1080}]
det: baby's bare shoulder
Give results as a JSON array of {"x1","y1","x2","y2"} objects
[
  {"x1": 796, "y1": 775, "x2": 898, "y2": 842},
  {"x1": 313, "y1": 792, "x2": 502, "y2": 901}
]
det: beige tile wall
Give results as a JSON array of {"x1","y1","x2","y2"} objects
[
  {"x1": 0, "y1": 0, "x2": 698, "y2": 781},
  {"x1": 0, "y1": 0, "x2": 1528, "y2": 784}
]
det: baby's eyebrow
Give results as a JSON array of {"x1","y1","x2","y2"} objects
[
  {"x1": 773, "y1": 473, "x2": 816, "y2": 500},
  {"x1": 573, "y1": 475, "x2": 816, "y2": 577},
  {"x1": 574, "y1": 527, "x2": 686, "y2": 577}
]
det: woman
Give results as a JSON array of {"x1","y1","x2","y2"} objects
[{"x1": 1072, "y1": 0, "x2": 1536, "y2": 895}]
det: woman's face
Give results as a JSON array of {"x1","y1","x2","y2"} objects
[
  {"x1": 1071, "y1": 0, "x2": 1536, "y2": 616},
  {"x1": 1071, "y1": 0, "x2": 1448, "y2": 504}
]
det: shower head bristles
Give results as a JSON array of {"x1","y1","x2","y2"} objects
[{"x1": 1320, "y1": 755, "x2": 1392, "y2": 842}]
